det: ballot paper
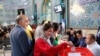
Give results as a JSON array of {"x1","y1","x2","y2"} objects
[{"x1": 68, "y1": 52, "x2": 81, "y2": 56}]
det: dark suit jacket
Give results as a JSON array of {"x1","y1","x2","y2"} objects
[
  {"x1": 10, "y1": 25, "x2": 33, "y2": 56},
  {"x1": 75, "y1": 37, "x2": 86, "y2": 47}
]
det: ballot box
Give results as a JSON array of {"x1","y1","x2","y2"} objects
[{"x1": 60, "y1": 47, "x2": 94, "y2": 56}]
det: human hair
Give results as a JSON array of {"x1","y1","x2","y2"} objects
[
  {"x1": 59, "y1": 22, "x2": 62, "y2": 25},
  {"x1": 64, "y1": 31, "x2": 71, "y2": 36},
  {"x1": 98, "y1": 26, "x2": 100, "y2": 32},
  {"x1": 48, "y1": 21, "x2": 51, "y2": 24},
  {"x1": 68, "y1": 28, "x2": 73, "y2": 30},
  {"x1": 16, "y1": 16, "x2": 22, "y2": 23},
  {"x1": 89, "y1": 34, "x2": 96, "y2": 40},
  {"x1": 43, "y1": 23, "x2": 53, "y2": 31},
  {"x1": 16, "y1": 15, "x2": 25, "y2": 24},
  {"x1": 73, "y1": 31, "x2": 77, "y2": 38},
  {"x1": 41, "y1": 20, "x2": 46, "y2": 25},
  {"x1": 76, "y1": 30, "x2": 82, "y2": 35},
  {"x1": 52, "y1": 22, "x2": 59, "y2": 32}
]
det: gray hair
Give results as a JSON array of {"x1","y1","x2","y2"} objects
[{"x1": 16, "y1": 15, "x2": 24, "y2": 24}]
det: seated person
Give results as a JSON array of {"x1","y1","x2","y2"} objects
[
  {"x1": 70, "y1": 31, "x2": 78, "y2": 45},
  {"x1": 66, "y1": 30, "x2": 78, "y2": 45},
  {"x1": 75, "y1": 30, "x2": 86, "y2": 47},
  {"x1": 34, "y1": 23, "x2": 73, "y2": 56},
  {"x1": 50, "y1": 22, "x2": 60, "y2": 46},
  {"x1": 86, "y1": 34, "x2": 100, "y2": 56},
  {"x1": 96, "y1": 26, "x2": 100, "y2": 45}
]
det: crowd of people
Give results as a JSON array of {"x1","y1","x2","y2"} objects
[
  {"x1": 0, "y1": 25, "x2": 14, "y2": 49},
  {"x1": 0, "y1": 14, "x2": 100, "y2": 56}
]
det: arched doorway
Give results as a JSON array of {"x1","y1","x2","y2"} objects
[{"x1": 42, "y1": 0, "x2": 51, "y2": 21}]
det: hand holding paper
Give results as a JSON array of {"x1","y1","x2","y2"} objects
[
  {"x1": 67, "y1": 41, "x2": 74, "y2": 47},
  {"x1": 58, "y1": 40, "x2": 74, "y2": 47}
]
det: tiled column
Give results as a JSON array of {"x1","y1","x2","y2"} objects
[
  {"x1": 65, "y1": 0, "x2": 69, "y2": 28},
  {"x1": 51, "y1": 0, "x2": 60, "y2": 22}
]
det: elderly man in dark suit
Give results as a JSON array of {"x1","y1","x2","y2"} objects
[{"x1": 10, "y1": 15, "x2": 33, "y2": 56}]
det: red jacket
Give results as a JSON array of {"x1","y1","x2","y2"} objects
[{"x1": 34, "y1": 38, "x2": 67, "y2": 56}]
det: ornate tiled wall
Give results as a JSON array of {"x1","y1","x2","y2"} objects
[
  {"x1": 70, "y1": 1, "x2": 100, "y2": 28},
  {"x1": 36, "y1": 0, "x2": 61, "y2": 24}
]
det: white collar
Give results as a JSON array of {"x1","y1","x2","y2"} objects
[
  {"x1": 87, "y1": 42, "x2": 98, "y2": 47},
  {"x1": 41, "y1": 33, "x2": 53, "y2": 46}
]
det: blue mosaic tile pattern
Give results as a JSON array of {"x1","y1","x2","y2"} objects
[{"x1": 70, "y1": 2, "x2": 100, "y2": 28}]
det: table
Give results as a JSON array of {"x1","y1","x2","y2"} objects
[{"x1": 60, "y1": 47, "x2": 94, "y2": 56}]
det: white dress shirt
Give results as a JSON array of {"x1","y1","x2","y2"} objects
[{"x1": 87, "y1": 42, "x2": 100, "y2": 56}]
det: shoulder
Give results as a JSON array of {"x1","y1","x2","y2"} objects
[
  {"x1": 36, "y1": 38, "x2": 45, "y2": 43},
  {"x1": 91, "y1": 44, "x2": 100, "y2": 51},
  {"x1": 95, "y1": 44, "x2": 100, "y2": 50},
  {"x1": 12, "y1": 25, "x2": 23, "y2": 31},
  {"x1": 35, "y1": 38, "x2": 48, "y2": 45},
  {"x1": 10, "y1": 25, "x2": 23, "y2": 34},
  {"x1": 91, "y1": 46, "x2": 100, "y2": 55},
  {"x1": 12, "y1": 26, "x2": 26, "y2": 36}
]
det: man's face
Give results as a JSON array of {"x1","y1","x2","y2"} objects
[
  {"x1": 20, "y1": 16, "x2": 29, "y2": 28},
  {"x1": 85, "y1": 35, "x2": 93, "y2": 45},
  {"x1": 67, "y1": 29, "x2": 71, "y2": 32},
  {"x1": 70, "y1": 31, "x2": 74, "y2": 35},
  {"x1": 76, "y1": 33, "x2": 81, "y2": 39}
]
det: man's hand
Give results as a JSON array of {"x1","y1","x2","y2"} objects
[
  {"x1": 58, "y1": 40, "x2": 67, "y2": 44},
  {"x1": 58, "y1": 40, "x2": 74, "y2": 47},
  {"x1": 66, "y1": 41, "x2": 74, "y2": 47}
]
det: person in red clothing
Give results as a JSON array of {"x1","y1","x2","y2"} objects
[{"x1": 34, "y1": 22, "x2": 73, "y2": 56}]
